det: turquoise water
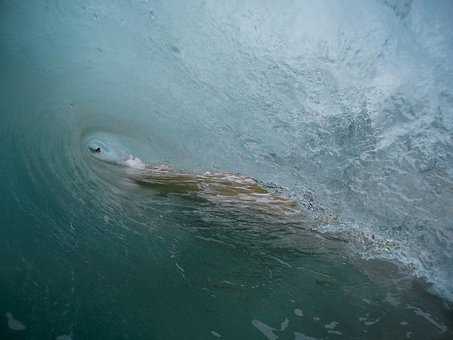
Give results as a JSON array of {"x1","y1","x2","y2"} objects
[{"x1": 1, "y1": 1, "x2": 453, "y2": 339}]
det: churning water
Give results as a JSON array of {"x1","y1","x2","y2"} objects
[{"x1": 1, "y1": 0, "x2": 453, "y2": 339}]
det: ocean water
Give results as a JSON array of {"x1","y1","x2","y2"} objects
[{"x1": 1, "y1": 0, "x2": 453, "y2": 339}]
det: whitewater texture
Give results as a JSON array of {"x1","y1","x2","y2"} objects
[{"x1": 1, "y1": 0, "x2": 453, "y2": 338}]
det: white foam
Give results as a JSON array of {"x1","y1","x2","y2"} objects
[
  {"x1": 294, "y1": 332, "x2": 320, "y2": 340},
  {"x1": 210, "y1": 330, "x2": 222, "y2": 338},
  {"x1": 324, "y1": 321, "x2": 339, "y2": 329},
  {"x1": 5, "y1": 312, "x2": 26, "y2": 331},
  {"x1": 294, "y1": 308, "x2": 304, "y2": 317},
  {"x1": 407, "y1": 305, "x2": 447, "y2": 333},
  {"x1": 123, "y1": 155, "x2": 146, "y2": 170},
  {"x1": 280, "y1": 318, "x2": 289, "y2": 331},
  {"x1": 251, "y1": 320, "x2": 278, "y2": 340}
]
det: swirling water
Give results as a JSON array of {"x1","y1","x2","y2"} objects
[{"x1": 1, "y1": 0, "x2": 453, "y2": 339}]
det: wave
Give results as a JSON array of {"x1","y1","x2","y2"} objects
[{"x1": 1, "y1": 0, "x2": 452, "y2": 316}]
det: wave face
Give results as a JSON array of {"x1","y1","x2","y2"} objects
[{"x1": 1, "y1": 0, "x2": 453, "y2": 339}]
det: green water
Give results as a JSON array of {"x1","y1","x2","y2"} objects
[{"x1": 0, "y1": 162, "x2": 451, "y2": 339}]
